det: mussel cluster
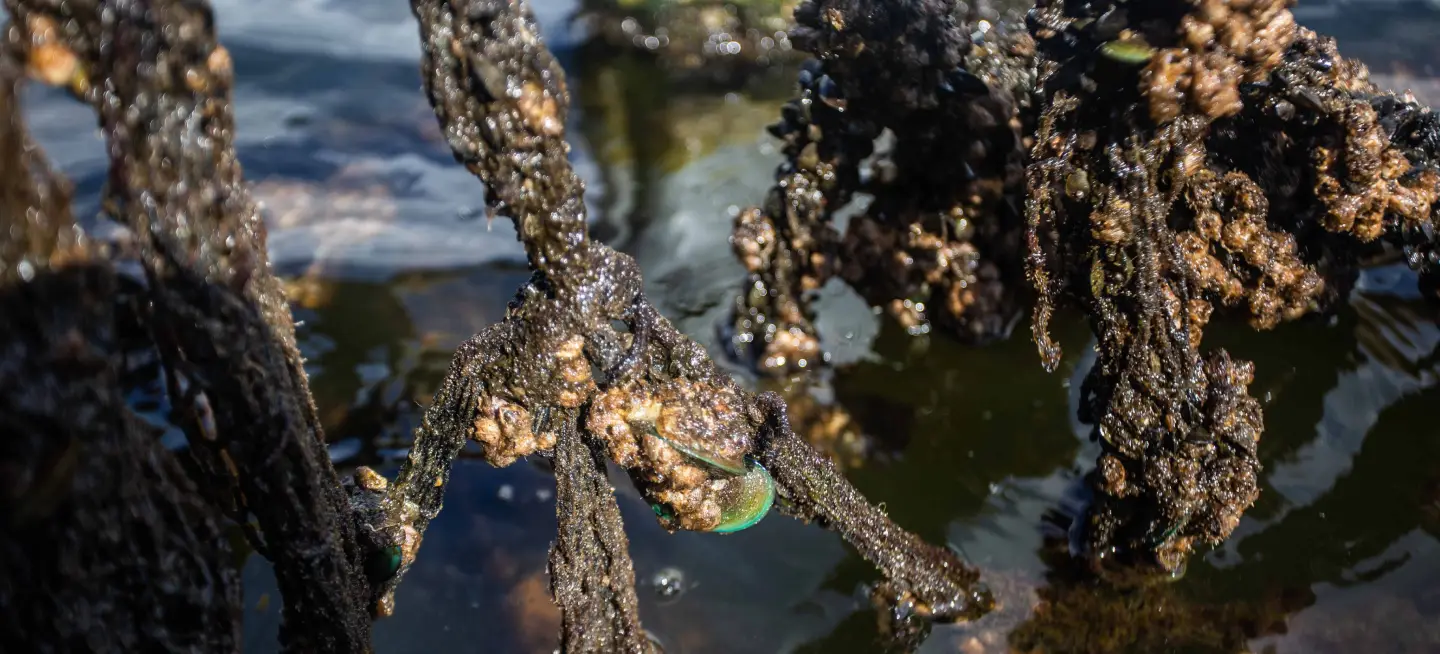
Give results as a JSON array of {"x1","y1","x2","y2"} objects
[
  {"x1": 1026, "y1": 0, "x2": 1440, "y2": 571},
  {"x1": 731, "y1": 0, "x2": 1440, "y2": 571},
  {"x1": 729, "y1": 0, "x2": 1040, "y2": 374},
  {"x1": 589, "y1": 378, "x2": 776, "y2": 533}
]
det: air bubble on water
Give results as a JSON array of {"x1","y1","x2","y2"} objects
[
  {"x1": 650, "y1": 566, "x2": 686, "y2": 603},
  {"x1": 497, "y1": 484, "x2": 514, "y2": 502}
]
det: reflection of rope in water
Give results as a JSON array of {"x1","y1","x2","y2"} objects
[
  {"x1": 1352, "y1": 292, "x2": 1440, "y2": 382},
  {"x1": 1263, "y1": 289, "x2": 1439, "y2": 515}
]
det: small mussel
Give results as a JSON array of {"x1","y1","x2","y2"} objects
[
  {"x1": 711, "y1": 457, "x2": 776, "y2": 533},
  {"x1": 365, "y1": 545, "x2": 404, "y2": 584},
  {"x1": 1098, "y1": 38, "x2": 1155, "y2": 65},
  {"x1": 648, "y1": 454, "x2": 777, "y2": 534},
  {"x1": 653, "y1": 428, "x2": 748, "y2": 475}
]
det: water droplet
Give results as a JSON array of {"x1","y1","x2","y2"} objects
[{"x1": 1274, "y1": 100, "x2": 1295, "y2": 121}]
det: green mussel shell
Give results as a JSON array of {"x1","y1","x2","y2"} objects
[
  {"x1": 365, "y1": 545, "x2": 403, "y2": 583},
  {"x1": 711, "y1": 457, "x2": 776, "y2": 534},
  {"x1": 1099, "y1": 39, "x2": 1155, "y2": 64},
  {"x1": 647, "y1": 457, "x2": 776, "y2": 534},
  {"x1": 649, "y1": 426, "x2": 749, "y2": 476}
]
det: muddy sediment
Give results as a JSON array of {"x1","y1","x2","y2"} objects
[{"x1": 1006, "y1": 533, "x2": 1309, "y2": 654}]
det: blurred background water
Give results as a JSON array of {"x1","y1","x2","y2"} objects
[{"x1": 20, "y1": 0, "x2": 1440, "y2": 652}]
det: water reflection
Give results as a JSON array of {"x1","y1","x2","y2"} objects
[{"x1": 18, "y1": 0, "x2": 1440, "y2": 651}]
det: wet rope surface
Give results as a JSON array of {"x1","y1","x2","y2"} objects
[
  {"x1": 0, "y1": 49, "x2": 242, "y2": 652},
  {"x1": 549, "y1": 421, "x2": 651, "y2": 653},
  {"x1": 343, "y1": 0, "x2": 997, "y2": 647},
  {"x1": 3, "y1": 0, "x2": 375, "y2": 649}
]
